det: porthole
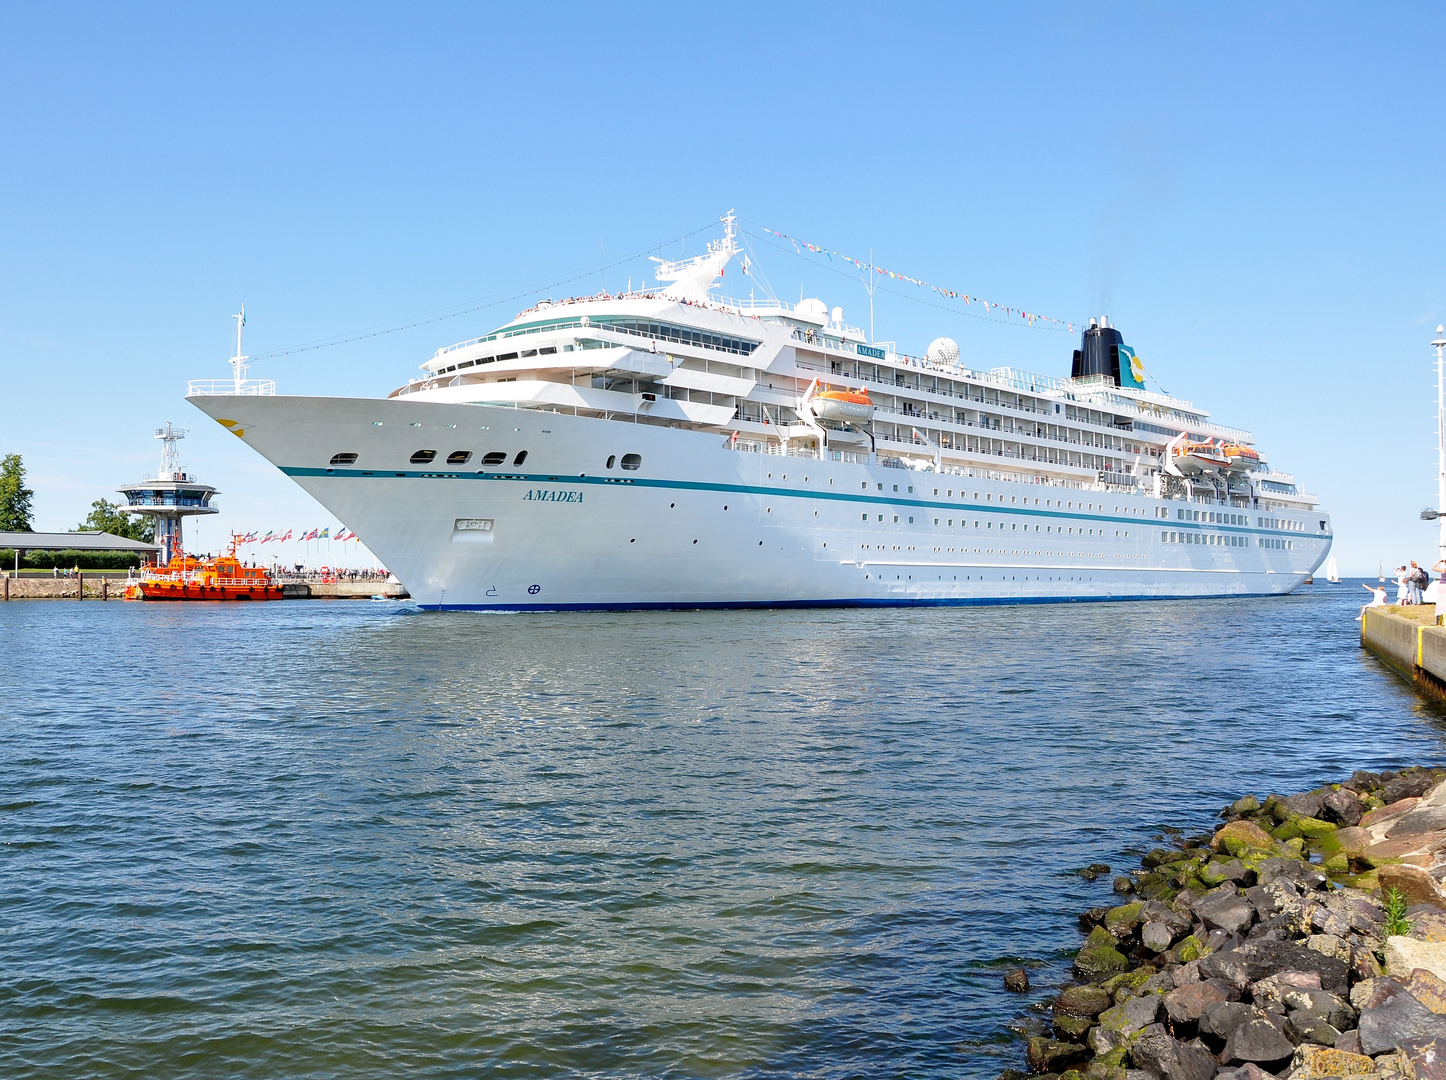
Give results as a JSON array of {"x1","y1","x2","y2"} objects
[
  {"x1": 409, "y1": 449, "x2": 437, "y2": 464},
  {"x1": 446, "y1": 451, "x2": 472, "y2": 465},
  {"x1": 329, "y1": 452, "x2": 359, "y2": 466},
  {"x1": 481, "y1": 451, "x2": 507, "y2": 466},
  {"x1": 606, "y1": 455, "x2": 616, "y2": 469},
  {"x1": 621, "y1": 453, "x2": 642, "y2": 471},
  {"x1": 513, "y1": 450, "x2": 528, "y2": 466}
]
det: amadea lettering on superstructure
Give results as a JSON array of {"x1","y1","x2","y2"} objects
[{"x1": 522, "y1": 488, "x2": 584, "y2": 503}]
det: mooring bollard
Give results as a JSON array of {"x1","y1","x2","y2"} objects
[
  {"x1": 77, "y1": 571, "x2": 83, "y2": 600},
  {"x1": 2, "y1": 575, "x2": 8, "y2": 601},
  {"x1": 102, "y1": 578, "x2": 108, "y2": 601}
]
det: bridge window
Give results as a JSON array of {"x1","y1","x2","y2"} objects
[
  {"x1": 329, "y1": 453, "x2": 358, "y2": 466},
  {"x1": 513, "y1": 451, "x2": 528, "y2": 466},
  {"x1": 447, "y1": 451, "x2": 472, "y2": 465},
  {"x1": 606, "y1": 455, "x2": 616, "y2": 469},
  {"x1": 410, "y1": 450, "x2": 437, "y2": 464},
  {"x1": 481, "y1": 451, "x2": 507, "y2": 466},
  {"x1": 621, "y1": 454, "x2": 642, "y2": 471}
]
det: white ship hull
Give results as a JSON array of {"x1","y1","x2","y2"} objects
[{"x1": 190, "y1": 394, "x2": 1330, "y2": 610}]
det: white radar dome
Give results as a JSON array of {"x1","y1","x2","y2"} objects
[
  {"x1": 796, "y1": 297, "x2": 829, "y2": 322},
  {"x1": 926, "y1": 337, "x2": 960, "y2": 366}
]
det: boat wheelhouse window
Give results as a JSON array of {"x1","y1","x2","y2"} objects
[
  {"x1": 447, "y1": 451, "x2": 473, "y2": 465},
  {"x1": 620, "y1": 454, "x2": 642, "y2": 471},
  {"x1": 497, "y1": 352, "x2": 518, "y2": 361},
  {"x1": 330, "y1": 452, "x2": 359, "y2": 466},
  {"x1": 606, "y1": 455, "x2": 616, "y2": 469},
  {"x1": 539, "y1": 346, "x2": 556, "y2": 355},
  {"x1": 458, "y1": 360, "x2": 475, "y2": 369},
  {"x1": 513, "y1": 451, "x2": 528, "y2": 466},
  {"x1": 481, "y1": 451, "x2": 507, "y2": 466},
  {"x1": 410, "y1": 450, "x2": 437, "y2": 464},
  {"x1": 520, "y1": 349, "x2": 537, "y2": 358}
]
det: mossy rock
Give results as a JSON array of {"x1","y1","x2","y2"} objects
[
  {"x1": 1322, "y1": 851, "x2": 1350, "y2": 874},
  {"x1": 1263, "y1": 794, "x2": 1290, "y2": 823},
  {"x1": 1060, "y1": 1071, "x2": 1086, "y2": 1080},
  {"x1": 1103, "y1": 902, "x2": 1143, "y2": 937},
  {"x1": 1134, "y1": 873, "x2": 1176, "y2": 902},
  {"x1": 1074, "y1": 925, "x2": 1130, "y2": 979},
  {"x1": 1232, "y1": 794, "x2": 1261, "y2": 815},
  {"x1": 1057, "y1": 984, "x2": 1113, "y2": 1017},
  {"x1": 1101, "y1": 964, "x2": 1157, "y2": 996},
  {"x1": 1176, "y1": 934, "x2": 1207, "y2": 963},
  {"x1": 1294, "y1": 815, "x2": 1338, "y2": 839},
  {"x1": 1271, "y1": 819, "x2": 1304, "y2": 841},
  {"x1": 1280, "y1": 837, "x2": 1306, "y2": 859},
  {"x1": 1216, "y1": 819, "x2": 1276, "y2": 856},
  {"x1": 1054, "y1": 1012, "x2": 1093, "y2": 1039},
  {"x1": 1087, "y1": 1046, "x2": 1128, "y2": 1077},
  {"x1": 1199, "y1": 859, "x2": 1242, "y2": 886}
]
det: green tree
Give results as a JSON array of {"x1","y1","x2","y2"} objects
[
  {"x1": 0, "y1": 453, "x2": 35, "y2": 532},
  {"x1": 77, "y1": 499, "x2": 155, "y2": 542}
]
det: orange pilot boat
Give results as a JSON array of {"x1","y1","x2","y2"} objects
[{"x1": 124, "y1": 535, "x2": 283, "y2": 601}]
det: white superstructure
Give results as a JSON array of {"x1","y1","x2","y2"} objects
[{"x1": 187, "y1": 214, "x2": 1331, "y2": 610}]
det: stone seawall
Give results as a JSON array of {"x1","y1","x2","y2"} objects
[
  {"x1": 2, "y1": 576, "x2": 120, "y2": 599},
  {"x1": 1361, "y1": 607, "x2": 1446, "y2": 698},
  {"x1": 1009, "y1": 767, "x2": 1446, "y2": 1080}
]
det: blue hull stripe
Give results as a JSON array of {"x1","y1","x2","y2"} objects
[
  {"x1": 418, "y1": 592, "x2": 1257, "y2": 613},
  {"x1": 280, "y1": 466, "x2": 1315, "y2": 539}
]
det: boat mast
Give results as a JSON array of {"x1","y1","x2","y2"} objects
[
  {"x1": 231, "y1": 306, "x2": 249, "y2": 395},
  {"x1": 1435, "y1": 325, "x2": 1446, "y2": 565}
]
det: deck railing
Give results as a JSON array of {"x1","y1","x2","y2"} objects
[{"x1": 186, "y1": 380, "x2": 277, "y2": 396}]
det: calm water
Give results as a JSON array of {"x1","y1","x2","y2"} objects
[{"x1": 2, "y1": 584, "x2": 1443, "y2": 1078}]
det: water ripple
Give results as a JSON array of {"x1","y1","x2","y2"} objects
[{"x1": 1, "y1": 586, "x2": 1443, "y2": 1077}]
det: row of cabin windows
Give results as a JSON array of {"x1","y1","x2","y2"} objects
[
  {"x1": 592, "y1": 319, "x2": 759, "y2": 356},
  {"x1": 434, "y1": 318, "x2": 762, "y2": 375},
  {"x1": 1177, "y1": 508, "x2": 1249, "y2": 526},
  {"x1": 438, "y1": 347, "x2": 559, "y2": 374},
  {"x1": 1162, "y1": 531, "x2": 1258, "y2": 548},
  {"x1": 328, "y1": 450, "x2": 528, "y2": 468}
]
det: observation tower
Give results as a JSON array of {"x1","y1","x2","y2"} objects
[{"x1": 118, "y1": 424, "x2": 219, "y2": 565}]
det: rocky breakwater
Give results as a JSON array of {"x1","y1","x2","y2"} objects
[{"x1": 1016, "y1": 766, "x2": 1446, "y2": 1080}]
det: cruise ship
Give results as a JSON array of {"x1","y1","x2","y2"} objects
[{"x1": 187, "y1": 214, "x2": 1330, "y2": 610}]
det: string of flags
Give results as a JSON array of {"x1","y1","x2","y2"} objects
[
  {"x1": 754, "y1": 225, "x2": 1075, "y2": 333},
  {"x1": 231, "y1": 528, "x2": 359, "y2": 544}
]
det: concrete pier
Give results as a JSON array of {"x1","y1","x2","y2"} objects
[{"x1": 1360, "y1": 605, "x2": 1446, "y2": 698}]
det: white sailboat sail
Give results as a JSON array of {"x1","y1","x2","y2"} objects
[{"x1": 1325, "y1": 556, "x2": 1340, "y2": 583}]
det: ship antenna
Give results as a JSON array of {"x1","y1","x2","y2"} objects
[{"x1": 231, "y1": 305, "x2": 249, "y2": 394}]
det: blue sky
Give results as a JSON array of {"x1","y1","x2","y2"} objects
[{"x1": 1, "y1": 3, "x2": 1443, "y2": 573}]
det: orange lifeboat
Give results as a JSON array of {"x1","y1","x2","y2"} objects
[
  {"x1": 124, "y1": 535, "x2": 283, "y2": 601},
  {"x1": 1220, "y1": 443, "x2": 1260, "y2": 473},
  {"x1": 811, "y1": 386, "x2": 874, "y2": 422},
  {"x1": 1172, "y1": 438, "x2": 1230, "y2": 475}
]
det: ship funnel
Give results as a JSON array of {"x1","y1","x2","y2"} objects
[{"x1": 1071, "y1": 320, "x2": 1143, "y2": 389}]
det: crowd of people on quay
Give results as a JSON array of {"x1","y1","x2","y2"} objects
[
  {"x1": 269, "y1": 565, "x2": 391, "y2": 583},
  {"x1": 1361, "y1": 558, "x2": 1446, "y2": 620}
]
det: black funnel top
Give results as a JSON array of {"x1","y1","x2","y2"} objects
[{"x1": 1071, "y1": 322, "x2": 1133, "y2": 385}]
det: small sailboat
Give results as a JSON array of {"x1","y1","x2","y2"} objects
[
  {"x1": 1379, "y1": 560, "x2": 1386, "y2": 583},
  {"x1": 1324, "y1": 556, "x2": 1340, "y2": 584}
]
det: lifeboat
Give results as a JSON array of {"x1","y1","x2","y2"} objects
[
  {"x1": 124, "y1": 535, "x2": 283, "y2": 601},
  {"x1": 1220, "y1": 443, "x2": 1261, "y2": 473},
  {"x1": 811, "y1": 386, "x2": 873, "y2": 422},
  {"x1": 1172, "y1": 438, "x2": 1231, "y2": 475}
]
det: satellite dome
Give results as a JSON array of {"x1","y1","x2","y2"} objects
[{"x1": 926, "y1": 337, "x2": 960, "y2": 366}]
